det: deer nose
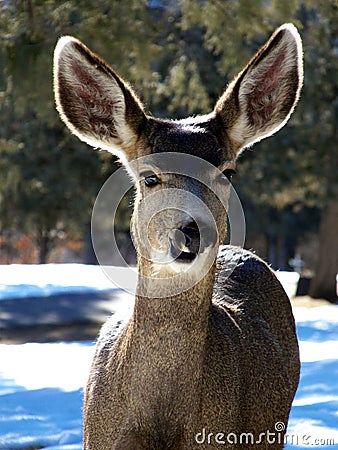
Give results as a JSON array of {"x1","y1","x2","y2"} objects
[
  {"x1": 168, "y1": 228, "x2": 196, "y2": 256},
  {"x1": 168, "y1": 222, "x2": 200, "y2": 262},
  {"x1": 181, "y1": 221, "x2": 218, "y2": 252},
  {"x1": 169, "y1": 220, "x2": 217, "y2": 261},
  {"x1": 180, "y1": 222, "x2": 200, "y2": 254}
]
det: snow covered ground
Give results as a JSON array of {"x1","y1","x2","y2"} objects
[
  {"x1": 0, "y1": 264, "x2": 337, "y2": 449},
  {"x1": 0, "y1": 264, "x2": 136, "y2": 300}
]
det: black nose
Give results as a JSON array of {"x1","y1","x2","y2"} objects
[
  {"x1": 180, "y1": 220, "x2": 218, "y2": 253},
  {"x1": 169, "y1": 220, "x2": 218, "y2": 262},
  {"x1": 180, "y1": 222, "x2": 200, "y2": 254},
  {"x1": 168, "y1": 221, "x2": 200, "y2": 262}
]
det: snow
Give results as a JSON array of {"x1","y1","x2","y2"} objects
[
  {"x1": 286, "y1": 306, "x2": 338, "y2": 448},
  {"x1": 0, "y1": 342, "x2": 93, "y2": 450},
  {"x1": 0, "y1": 342, "x2": 94, "y2": 393},
  {"x1": 0, "y1": 264, "x2": 137, "y2": 300},
  {"x1": 0, "y1": 265, "x2": 337, "y2": 449},
  {"x1": 275, "y1": 271, "x2": 300, "y2": 299}
]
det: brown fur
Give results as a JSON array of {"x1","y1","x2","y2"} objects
[{"x1": 53, "y1": 24, "x2": 303, "y2": 449}]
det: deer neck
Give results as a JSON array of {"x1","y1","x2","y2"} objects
[
  {"x1": 133, "y1": 256, "x2": 215, "y2": 332},
  {"x1": 124, "y1": 258, "x2": 215, "y2": 419},
  {"x1": 127, "y1": 258, "x2": 212, "y2": 377}
]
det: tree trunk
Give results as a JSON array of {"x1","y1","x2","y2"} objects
[
  {"x1": 267, "y1": 229, "x2": 277, "y2": 269},
  {"x1": 309, "y1": 202, "x2": 338, "y2": 301},
  {"x1": 37, "y1": 226, "x2": 51, "y2": 264},
  {"x1": 38, "y1": 234, "x2": 49, "y2": 264},
  {"x1": 85, "y1": 222, "x2": 97, "y2": 264}
]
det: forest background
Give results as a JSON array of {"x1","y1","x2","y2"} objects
[{"x1": 0, "y1": 0, "x2": 337, "y2": 300}]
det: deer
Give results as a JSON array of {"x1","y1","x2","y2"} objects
[{"x1": 53, "y1": 23, "x2": 303, "y2": 449}]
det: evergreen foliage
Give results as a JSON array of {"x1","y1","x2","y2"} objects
[{"x1": 0, "y1": 0, "x2": 336, "y2": 298}]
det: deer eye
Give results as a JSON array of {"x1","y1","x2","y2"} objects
[
  {"x1": 222, "y1": 168, "x2": 236, "y2": 181},
  {"x1": 141, "y1": 171, "x2": 161, "y2": 187}
]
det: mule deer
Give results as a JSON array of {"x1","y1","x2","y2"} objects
[{"x1": 54, "y1": 23, "x2": 303, "y2": 449}]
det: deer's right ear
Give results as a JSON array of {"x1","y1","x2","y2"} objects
[
  {"x1": 214, "y1": 24, "x2": 303, "y2": 154},
  {"x1": 53, "y1": 36, "x2": 146, "y2": 162}
]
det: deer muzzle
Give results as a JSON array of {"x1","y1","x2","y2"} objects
[{"x1": 168, "y1": 220, "x2": 217, "y2": 263}]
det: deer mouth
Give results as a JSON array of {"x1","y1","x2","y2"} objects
[{"x1": 174, "y1": 248, "x2": 197, "y2": 262}]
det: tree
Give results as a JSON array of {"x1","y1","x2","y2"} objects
[
  {"x1": 0, "y1": 0, "x2": 160, "y2": 262},
  {"x1": 301, "y1": 1, "x2": 338, "y2": 300},
  {"x1": 0, "y1": 0, "x2": 336, "y2": 299},
  {"x1": 179, "y1": 0, "x2": 338, "y2": 300}
]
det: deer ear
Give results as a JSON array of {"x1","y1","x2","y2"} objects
[
  {"x1": 215, "y1": 23, "x2": 303, "y2": 154},
  {"x1": 53, "y1": 36, "x2": 146, "y2": 161}
]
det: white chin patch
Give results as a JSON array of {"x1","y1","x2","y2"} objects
[
  {"x1": 168, "y1": 259, "x2": 195, "y2": 274},
  {"x1": 151, "y1": 248, "x2": 213, "y2": 277}
]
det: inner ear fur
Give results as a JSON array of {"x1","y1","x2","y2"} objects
[{"x1": 214, "y1": 23, "x2": 303, "y2": 154}]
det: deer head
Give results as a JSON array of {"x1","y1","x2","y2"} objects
[{"x1": 53, "y1": 24, "x2": 303, "y2": 289}]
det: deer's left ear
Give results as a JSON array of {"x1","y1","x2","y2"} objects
[
  {"x1": 53, "y1": 36, "x2": 146, "y2": 162},
  {"x1": 215, "y1": 23, "x2": 303, "y2": 154}
]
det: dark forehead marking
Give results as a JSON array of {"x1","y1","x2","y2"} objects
[{"x1": 149, "y1": 121, "x2": 225, "y2": 167}]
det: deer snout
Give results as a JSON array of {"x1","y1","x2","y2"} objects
[
  {"x1": 181, "y1": 223, "x2": 200, "y2": 253},
  {"x1": 169, "y1": 220, "x2": 217, "y2": 263}
]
